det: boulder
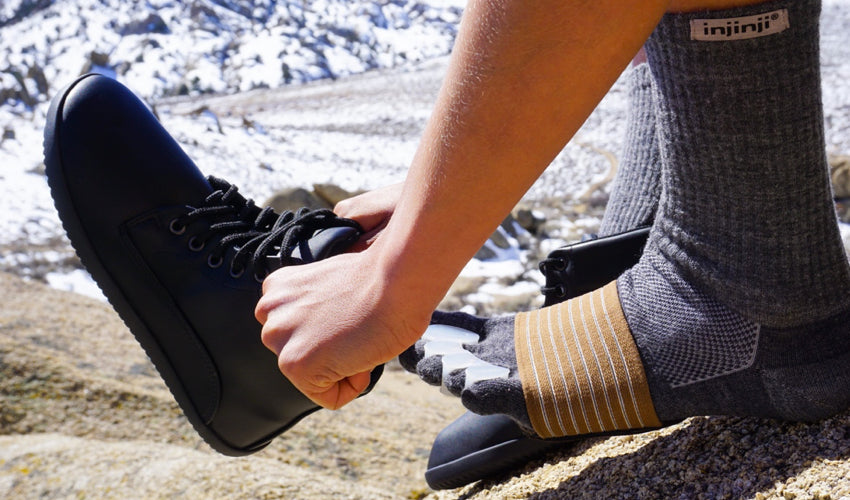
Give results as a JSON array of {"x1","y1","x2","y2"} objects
[
  {"x1": 511, "y1": 205, "x2": 546, "y2": 235},
  {"x1": 80, "y1": 52, "x2": 112, "y2": 76},
  {"x1": 474, "y1": 215, "x2": 534, "y2": 262},
  {"x1": 830, "y1": 155, "x2": 850, "y2": 199},
  {"x1": 26, "y1": 64, "x2": 48, "y2": 96},
  {"x1": 313, "y1": 183, "x2": 364, "y2": 207},
  {"x1": 121, "y1": 13, "x2": 170, "y2": 36},
  {"x1": 264, "y1": 187, "x2": 332, "y2": 213}
]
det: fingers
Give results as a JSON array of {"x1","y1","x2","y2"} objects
[
  {"x1": 256, "y1": 277, "x2": 293, "y2": 348},
  {"x1": 333, "y1": 182, "x2": 403, "y2": 232},
  {"x1": 270, "y1": 332, "x2": 374, "y2": 409},
  {"x1": 304, "y1": 370, "x2": 373, "y2": 410},
  {"x1": 255, "y1": 265, "x2": 381, "y2": 410},
  {"x1": 257, "y1": 266, "x2": 291, "y2": 318}
]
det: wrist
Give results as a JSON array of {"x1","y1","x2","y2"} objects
[{"x1": 369, "y1": 218, "x2": 477, "y2": 316}]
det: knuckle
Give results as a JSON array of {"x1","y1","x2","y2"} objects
[
  {"x1": 254, "y1": 300, "x2": 268, "y2": 324},
  {"x1": 259, "y1": 325, "x2": 274, "y2": 351},
  {"x1": 276, "y1": 346, "x2": 306, "y2": 376}
]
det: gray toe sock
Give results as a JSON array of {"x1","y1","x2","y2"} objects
[
  {"x1": 599, "y1": 63, "x2": 661, "y2": 236},
  {"x1": 624, "y1": 0, "x2": 850, "y2": 423},
  {"x1": 399, "y1": 311, "x2": 535, "y2": 433}
]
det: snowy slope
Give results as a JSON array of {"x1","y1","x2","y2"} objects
[
  {"x1": 0, "y1": 0, "x2": 464, "y2": 107},
  {"x1": 2, "y1": 0, "x2": 850, "y2": 308},
  {"x1": 0, "y1": 0, "x2": 469, "y2": 299}
]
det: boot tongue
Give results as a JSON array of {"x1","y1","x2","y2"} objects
[{"x1": 265, "y1": 225, "x2": 361, "y2": 271}]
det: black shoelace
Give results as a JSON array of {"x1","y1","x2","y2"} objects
[{"x1": 168, "y1": 176, "x2": 361, "y2": 282}]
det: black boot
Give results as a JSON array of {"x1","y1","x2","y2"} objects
[{"x1": 44, "y1": 74, "x2": 382, "y2": 456}]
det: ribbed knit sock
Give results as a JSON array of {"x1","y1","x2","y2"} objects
[
  {"x1": 402, "y1": 0, "x2": 850, "y2": 438},
  {"x1": 599, "y1": 63, "x2": 661, "y2": 236},
  {"x1": 644, "y1": 0, "x2": 850, "y2": 326},
  {"x1": 624, "y1": 0, "x2": 850, "y2": 424}
]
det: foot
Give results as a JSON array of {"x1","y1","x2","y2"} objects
[
  {"x1": 420, "y1": 227, "x2": 652, "y2": 489},
  {"x1": 44, "y1": 74, "x2": 382, "y2": 455},
  {"x1": 404, "y1": 267, "x2": 850, "y2": 442}
]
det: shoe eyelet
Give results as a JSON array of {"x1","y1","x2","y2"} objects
[
  {"x1": 207, "y1": 255, "x2": 224, "y2": 269},
  {"x1": 539, "y1": 257, "x2": 567, "y2": 274},
  {"x1": 555, "y1": 284, "x2": 567, "y2": 298},
  {"x1": 188, "y1": 237, "x2": 205, "y2": 252},
  {"x1": 230, "y1": 265, "x2": 245, "y2": 279},
  {"x1": 169, "y1": 219, "x2": 186, "y2": 235},
  {"x1": 253, "y1": 272, "x2": 265, "y2": 283}
]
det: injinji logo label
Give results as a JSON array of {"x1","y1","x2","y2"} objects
[{"x1": 690, "y1": 9, "x2": 789, "y2": 41}]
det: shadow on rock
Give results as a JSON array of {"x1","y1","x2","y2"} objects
[{"x1": 514, "y1": 413, "x2": 850, "y2": 499}]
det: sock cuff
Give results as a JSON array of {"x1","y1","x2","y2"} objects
[
  {"x1": 515, "y1": 281, "x2": 661, "y2": 439},
  {"x1": 649, "y1": 0, "x2": 820, "y2": 46},
  {"x1": 599, "y1": 62, "x2": 660, "y2": 236},
  {"x1": 641, "y1": 0, "x2": 850, "y2": 325},
  {"x1": 628, "y1": 62, "x2": 653, "y2": 95}
]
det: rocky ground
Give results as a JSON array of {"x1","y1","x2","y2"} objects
[
  {"x1": 2, "y1": 273, "x2": 850, "y2": 499},
  {"x1": 0, "y1": 271, "x2": 465, "y2": 499}
]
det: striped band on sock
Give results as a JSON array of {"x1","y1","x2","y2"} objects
[{"x1": 515, "y1": 281, "x2": 661, "y2": 438}]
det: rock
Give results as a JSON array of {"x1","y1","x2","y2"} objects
[
  {"x1": 0, "y1": 86, "x2": 13, "y2": 105},
  {"x1": 5, "y1": 68, "x2": 37, "y2": 107},
  {"x1": 264, "y1": 187, "x2": 332, "y2": 213},
  {"x1": 90, "y1": 51, "x2": 109, "y2": 67},
  {"x1": 0, "y1": 272, "x2": 465, "y2": 499},
  {"x1": 187, "y1": 106, "x2": 223, "y2": 134},
  {"x1": 80, "y1": 51, "x2": 112, "y2": 75},
  {"x1": 836, "y1": 201, "x2": 850, "y2": 224},
  {"x1": 26, "y1": 64, "x2": 48, "y2": 96},
  {"x1": 0, "y1": 0, "x2": 52, "y2": 27},
  {"x1": 241, "y1": 116, "x2": 258, "y2": 130},
  {"x1": 445, "y1": 274, "x2": 488, "y2": 298},
  {"x1": 474, "y1": 215, "x2": 534, "y2": 262},
  {"x1": 121, "y1": 13, "x2": 170, "y2": 36},
  {"x1": 27, "y1": 163, "x2": 45, "y2": 176},
  {"x1": 476, "y1": 280, "x2": 543, "y2": 312},
  {"x1": 830, "y1": 155, "x2": 850, "y2": 199},
  {"x1": 511, "y1": 205, "x2": 546, "y2": 235},
  {"x1": 313, "y1": 183, "x2": 364, "y2": 207}
]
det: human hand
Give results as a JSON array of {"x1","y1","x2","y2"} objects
[
  {"x1": 334, "y1": 182, "x2": 403, "y2": 251},
  {"x1": 255, "y1": 244, "x2": 435, "y2": 409}
]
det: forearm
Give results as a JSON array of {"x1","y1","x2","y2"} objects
[{"x1": 375, "y1": 0, "x2": 670, "y2": 309}]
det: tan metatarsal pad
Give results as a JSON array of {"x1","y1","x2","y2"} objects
[{"x1": 515, "y1": 281, "x2": 661, "y2": 438}]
